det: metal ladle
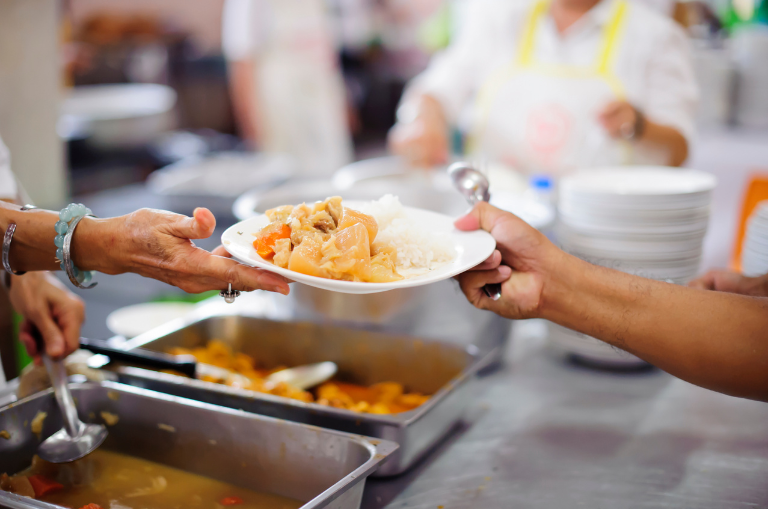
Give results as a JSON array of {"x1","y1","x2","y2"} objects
[
  {"x1": 34, "y1": 330, "x2": 107, "y2": 463},
  {"x1": 448, "y1": 162, "x2": 502, "y2": 301}
]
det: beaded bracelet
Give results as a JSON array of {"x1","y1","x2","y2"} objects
[{"x1": 55, "y1": 203, "x2": 97, "y2": 289}]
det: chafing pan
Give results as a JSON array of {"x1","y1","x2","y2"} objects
[
  {"x1": 112, "y1": 315, "x2": 489, "y2": 476},
  {"x1": 0, "y1": 381, "x2": 397, "y2": 509}
]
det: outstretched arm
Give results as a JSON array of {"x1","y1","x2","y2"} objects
[
  {"x1": 455, "y1": 203, "x2": 768, "y2": 402},
  {"x1": 0, "y1": 201, "x2": 289, "y2": 295}
]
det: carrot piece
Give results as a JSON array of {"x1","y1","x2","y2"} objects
[
  {"x1": 220, "y1": 496, "x2": 244, "y2": 505},
  {"x1": 27, "y1": 475, "x2": 63, "y2": 497},
  {"x1": 253, "y1": 222, "x2": 291, "y2": 260},
  {"x1": 78, "y1": 504, "x2": 104, "y2": 509}
]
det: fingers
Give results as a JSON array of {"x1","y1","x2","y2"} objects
[
  {"x1": 212, "y1": 245, "x2": 232, "y2": 257},
  {"x1": 19, "y1": 322, "x2": 40, "y2": 365},
  {"x1": 28, "y1": 310, "x2": 66, "y2": 359},
  {"x1": 454, "y1": 202, "x2": 518, "y2": 233},
  {"x1": 195, "y1": 252, "x2": 291, "y2": 294},
  {"x1": 687, "y1": 273, "x2": 714, "y2": 290},
  {"x1": 598, "y1": 100, "x2": 622, "y2": 120},
  {"x1": 168, "y1": 208, "x2": 217, "y2": 240},
  {"x1": 55, "y1": 296, "x2": 85, "y2": 358},
  {"x1": 470, "y1": 250, "x2": 502, "y2": 271},
  {"x1": 456, "y1": 265, "x2": 512, "y2": 309}
]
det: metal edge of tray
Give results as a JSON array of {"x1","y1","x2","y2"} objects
[
  {"x1": 112, "y1": 316, "x2": 491, "y2": 475},
  {"x1": 118, "y1": 316, "x2": 484, "y2": 428},
  {"x1": 0, "y1": 381, "x2": 399, "y2": 509}
]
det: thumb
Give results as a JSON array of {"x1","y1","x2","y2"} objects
[
  {"x1": 171, "y1": 208, "x2": 217, "y2": 240},
  {"x1": 454, "y1": 202, "x2": 512, "y2": 233}
]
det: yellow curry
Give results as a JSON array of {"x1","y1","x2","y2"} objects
[
  {"x1": 168, "y1": 340, "x2": 430, "y2": 414},
  {"x1": 253, "y1": 196, "x2": 403, "y2": 283}
]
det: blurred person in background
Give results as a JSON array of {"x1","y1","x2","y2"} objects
[
  {"x1": 222, "y1": 0, "x2": 353, "y2": 177},
  {"x1": 389, "y1": 0, "x2": 698, "y2": 176},
  {"x1": 689, "y1": 268, "x2": 768, "y2": 296}
]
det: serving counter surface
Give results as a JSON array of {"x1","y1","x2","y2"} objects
[{"x1": 364, "y1": 321, "x2": 768, "y2": 508}]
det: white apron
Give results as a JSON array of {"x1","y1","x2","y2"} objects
[
  {"x1": 255, "y1": 0, "x2": 353, "y2": 177},
  {"x1": 469, "y1": 0, "x2": 633, "y2": 177}
]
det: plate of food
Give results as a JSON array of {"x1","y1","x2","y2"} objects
[{"x1": 221, "y1": 194, "x2": 496, "y2": 294}]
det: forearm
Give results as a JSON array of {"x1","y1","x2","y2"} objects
[
  {"x1": 542, "y1": 254, "x2": 768, "y2": 401},
  {"x1": 0, "y1": 201, "x2": 121, "y2": 274},
  {"x1": 639, "y1": 120, "x2": 688, "y2": 167},
  {"x1": 228, "y1": 59, "x2": 260, "y2": 147}
]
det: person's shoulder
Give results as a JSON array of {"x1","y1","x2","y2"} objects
[
  {"x1": 463, "y1": 0, "x2": 532, "y2": 26},
  {"x1": 624, "y1": 0, "x2": 686, "y2": 40}
]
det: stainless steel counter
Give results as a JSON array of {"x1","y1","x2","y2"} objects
[{"x1": 363, "y1": 321, "x2": 768, "y2": 508}]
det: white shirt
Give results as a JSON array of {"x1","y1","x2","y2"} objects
[
  {"x1": 405, "y1": 0, "x2": 698, "y2": 144},
  {"x1": 0, "y1": 137, "x2": 18, "y2": 200}
]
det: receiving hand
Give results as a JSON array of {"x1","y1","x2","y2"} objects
[
  {"x1": 453, "y1": 202, "x2": 562, "y2": 319},
  {"x1": 77, "y1": 207, "x2": 290, "y2": 295},
  {"x1": 688, "y1": 269, "x2": 768, "y2": 297},
  {"x1": 598, "y1": 100, "x2": 640, "y2": 139},
  {"x1": 9, "y1": 272, "x2": 85, "y2": 362}
]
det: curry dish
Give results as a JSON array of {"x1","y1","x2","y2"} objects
[
  {"x1": 253, "y1": 196, "x2": 403, "y2": 283},
  {"x1": 1, "y1": 449, "x2": 301, "y2": 509},
  {"x1": 168, "y1": 340, "x2": 431, "y2": 414}
]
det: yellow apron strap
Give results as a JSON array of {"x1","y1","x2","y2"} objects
[
  {"x1": 517, "y1": 0, "x2": 550, "y2": 67},
  {"x1": 596, "y1": 0, "x2": 629, "y2": 76}
]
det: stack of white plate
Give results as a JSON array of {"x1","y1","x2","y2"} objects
[
  {"x1": 550, "y1": 167, "x2": 717, "y2": 366},
  {"x1": 742, "y1": 200, "x2": 768, "y2": 277}
]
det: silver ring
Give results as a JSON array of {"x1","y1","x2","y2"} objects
[
  {"x1": 3, "y1": 223, "x2": 26, "y2": 276},
  {"x1": 220, "y1": 283, "x2": 240, "y2": 303},
  {"x1": 62, "y1": 215, "x2": 97, "y2": 289}
]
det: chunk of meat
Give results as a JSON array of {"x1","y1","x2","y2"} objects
[
  {"x1": 288, "y1": 235, "x2": 328, "y2": 278},
  {"x1": 253, "y1": 221, "x2": 291, "y2": 260},
  {"x1": 265, "y1": 205, "x2": 294, "y2": 223},
  {"x1": 1, "y1": 473, "x2": 36, "y2": 498},
  {"x1": 325, "y1": 196, "x2": 343, "y2": 225},
  {"x1": 369, "y1": 252, "x2": 403, "y2": 283},
  {"x1": 309, "y1": 210, "x2": 336, "y2": 234},
  {"x1": 321, "y1": 223, "x2": 371, "y2": 281},
  {"x1": 338, "y1": 208, "x2": 378, "y2": 246},
  {"x1": 272, "y1": 238, "x2": 292, "y2": 268}
]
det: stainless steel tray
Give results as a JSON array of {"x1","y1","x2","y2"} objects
[
  {"x1": 0, "y1": 381, "x2": 397, "y2": 509},
  {"x1": 113, "y1": 315, "x2": 490, "y2": 476}
]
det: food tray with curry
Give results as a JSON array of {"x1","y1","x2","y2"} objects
[
  {"x1": 0, "y1": 382, "x2": 396, "y2": 509},
  {"x1": 110, "y1": 315, "x2": 488, "y2": 476}
]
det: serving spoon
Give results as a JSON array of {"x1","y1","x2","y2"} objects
[
  {"x1": 448, "y1": 162, "x2": 502, "y2": 301},
  {"x1": 78, "y1": 337, "x2": 337, "y2": 390},
  {"x1": 33, "y1": 330, "x2": 107, "y2": 463}
]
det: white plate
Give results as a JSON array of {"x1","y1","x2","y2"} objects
[
  {"x1": 561, "y1": 167, "x2": 717, "y2": 197},
  {"x1": 107, "y1": 302, "x2": 195, "y2": 338},
  {"x1": 221, "y1": 204, "x2": 496, "y2": 294}
]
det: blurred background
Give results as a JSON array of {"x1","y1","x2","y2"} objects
[{"x1": 0, "y1": 0, "x2": 766, "y2": 346}]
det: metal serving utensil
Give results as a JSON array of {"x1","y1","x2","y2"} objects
[
  {"x1": 79, "y1": 337, "x2": 336, "y2": 390},
  {"x1": 265, "y1": 361, "x2": 337, "y2": 390},
  {"x1": 33, "y1": 330, "x2": 107, "y2": 463},
  {"x1": 448, "y1": 162, "x2": 502, "y2": 301}
]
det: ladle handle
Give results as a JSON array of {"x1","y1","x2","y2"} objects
[
  {"x1": 32, "y1": 327, "x2": 84, "y2": 438},
  {"x1": 79, "y1": 337, "x2": 198, "y2": 378}
]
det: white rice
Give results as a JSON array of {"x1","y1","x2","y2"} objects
[{"x1": 355, "y1": 195, "x2": 455, "y2": 272}]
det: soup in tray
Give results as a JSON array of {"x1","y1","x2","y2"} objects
[{"x1": 1, "y1": 449, "x2": 301, "y2": 509}]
